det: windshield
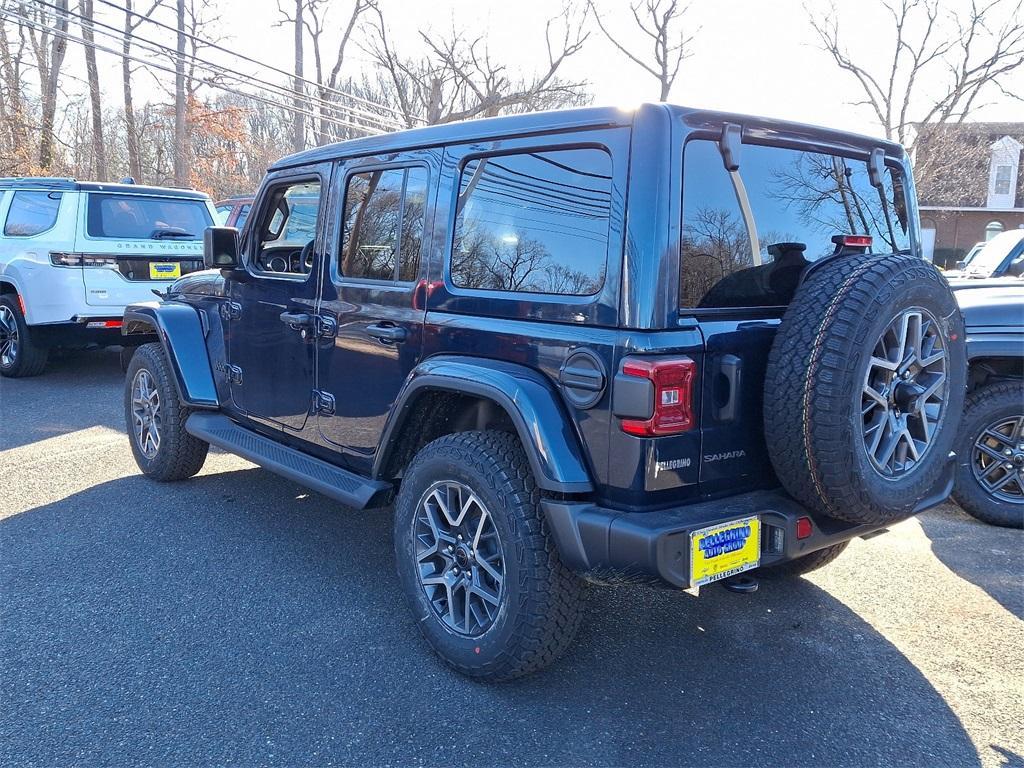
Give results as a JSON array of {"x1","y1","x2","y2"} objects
[
  {"x1": 967, "y1": 231, "x2": 1024, "y2": 274},
  {"x1": 86, "y1": 193, "x2": 213, "y2": 240}
]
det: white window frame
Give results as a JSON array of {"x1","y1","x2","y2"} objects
[{"x1": 987, "y1": 135, "x2": 1022, "y2": 209}]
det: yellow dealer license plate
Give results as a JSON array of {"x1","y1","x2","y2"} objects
[
  {"x1": 690, "y1": 516, "x2": 760, "y2": 587},
  {"x1": 149, "y1": 262, "x2": 181, "y2": 280}
]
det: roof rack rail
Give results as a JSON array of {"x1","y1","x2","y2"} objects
[{"x1": 0, "y1": 177, "x2": 79, "y2": 191}]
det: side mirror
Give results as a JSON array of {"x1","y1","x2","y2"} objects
[
  {"x1": 955, "y1": 260, "x2": 967, "y2": 271},
  {"x1": 204, "y1": 226, "x2": 240, "y2": 269},
  {"x1": 1007, "y1": 257, "x2": 1024, "y2": 278}
]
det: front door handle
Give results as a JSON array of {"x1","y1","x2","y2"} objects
[
  {"x1": 280, "y1": 311, "x2": 312, "y2": 331},
  {"x1": 365, "y1": 322, "x2": 407, "y2": 343}
]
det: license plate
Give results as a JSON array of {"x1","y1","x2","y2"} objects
[
  {"x1": 149, "y1": 262, "x2": 181, "y2": 280},
  {"x1": 690, "y1": 515, "x2": 760, "y2": 587}
]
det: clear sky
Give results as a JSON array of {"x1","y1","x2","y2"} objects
[{"x1": 74, "y1": 0, "x2": 1024, "y2": 140}]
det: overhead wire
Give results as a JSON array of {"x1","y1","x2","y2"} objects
[
  {"x1": 26, "y1": 0, "x2": 399, "y2": 133},
  {"x1": 0, "y1": 7, "x2": 387, "y2": 136},
  {"x1": 89, "y1": 0, "x2": 415, "y2": 123}
]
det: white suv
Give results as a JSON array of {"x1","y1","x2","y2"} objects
[{"x1": 0, "y1": 178, "x2": 218, "y2": 377}]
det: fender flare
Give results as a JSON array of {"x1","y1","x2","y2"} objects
[
  {"x1": 123, "y1": 301, "x2": 218, "y2": 408},
  {"x1": 374, "y1": 356, "x2": 594, "y2": 494}
]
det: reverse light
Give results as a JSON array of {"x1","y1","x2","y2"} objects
[
  {"x1": 619, "y1": 356, "x2": 696, "y2": 436},
  {"x1": 795, "y1": 517, "x2": 813, "y2": 540}
]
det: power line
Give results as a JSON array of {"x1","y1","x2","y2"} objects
[
  {"x1": 90, "y1": 0, "x2": 417, "y2": 124},
  {"x1": 1, "y1": 8, "x2": 387, "y2": 136},
  {"x1": 28, "y1": 0, "x2": 400, "y2": 132}
]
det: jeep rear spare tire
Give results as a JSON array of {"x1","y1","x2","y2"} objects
[{"x1": 765, "y1": 253, "x2": 966, "y2": 525}]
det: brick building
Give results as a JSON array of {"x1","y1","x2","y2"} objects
[{"x1": 913, "y1": 122, "x2": 1023, "y2": 268}]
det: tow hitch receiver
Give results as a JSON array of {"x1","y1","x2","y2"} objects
[{"x1": 721, "y1": 574, "x2": 759, "y2": 594}]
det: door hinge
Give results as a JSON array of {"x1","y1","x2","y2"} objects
[
  {"x1": 313, "y1": 389, "x2": 335, "y2": 416},
  {"x1": 220, "y1": 301, "x2": 242, "y2": 320},
  {"x1": 226, "y1": 364, "x2": 243, "y2": 385}
]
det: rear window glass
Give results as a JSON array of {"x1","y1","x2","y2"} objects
[
  {"x1": 341, "y1": 166, "x2": 428, "y2": 282},
  {"x1": 450, "y1": 147, "x2": 612, "y2": 296},
  {"x1": 4, "y1": 191, "x2": 62, "y2": 236},
  {"x1": 86, "y1": 193, "x2": 213, "y2": 239},
  {"x1": 680, "y1": 140, "x2": 912, "y2": 309}
]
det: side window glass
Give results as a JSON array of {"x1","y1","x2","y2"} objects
[
  {"x1": 253, "y1": 180, "x2": 321, "y2": 276},
  {"x1": 450, "y1": 147, "x2": 611, "y2": 296},
  {"x1": 4, "y1": 191, "x2": 62, "y2": 237},
  {"x1": 341, "y1": 166, "x2": 428, "y2": 283},
  {"x1": 236, "y1": 204, "x2": 251, "y2": 230}
]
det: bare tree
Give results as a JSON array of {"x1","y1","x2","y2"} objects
[
  {"x1": 588, "y1": 0, "x2": 694, "y2": 101},
  {"x1": 809, "y1": 0, "x2": 1024, "y2": 146},
  {"x1": 302, "y1": 0, "x2": 372, "y2": 145},
  {"x1": 0, "y1": 6, "x2": 31, "y2": 170},
  {"x1": 366, "y1": 3, "x2": 590, "y2": 127},
  {"x1": 79, "y1": 0, "x2": 106, "y2": 180},
  {"x1": 121, "y1": 0, "x2": 163, "y2": 182},
  {"x1": 20, "y1": 0, "x2": 69, "y2": 169}
]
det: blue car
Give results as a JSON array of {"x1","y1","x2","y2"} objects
[{"x1": 120, "y1": 104, "x2": 967, "y2": 679}]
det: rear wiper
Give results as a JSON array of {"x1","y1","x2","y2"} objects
[{"x1": 151, "y1": 227, "x2": 194, "y2": 240}]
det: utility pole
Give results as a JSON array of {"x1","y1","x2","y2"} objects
[
  {"x1": 173, "y1": 0, "x2": 187, "y2": 186},
  {"x1": 292, "y1": 0, "x2": 305, "y2": 152}
]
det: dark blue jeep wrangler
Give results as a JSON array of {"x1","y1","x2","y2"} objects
[{"x1": 121, "y1": 104, "x2": 966, "y2": 680}]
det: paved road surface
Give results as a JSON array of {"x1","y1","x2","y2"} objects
[{"x1": 2, "y1": 350, "x2": 1022, "y2": 767}]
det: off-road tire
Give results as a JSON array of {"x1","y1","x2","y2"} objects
[
  {"x1": 765, "y1": 254, "x2": 966, "y2": 525},
  {"x1": 952, "y1": 381, "x2": 1024, "y2": 529},
  {"x1": 759, "y1": 542, "x2": 849, "y2": 578},
  {"x1": 124, "y1": 342, "x2": 209, "y2": 481},
  {"x1": 393, "y1": 430, "x2": 585, "y2": 681},
  {"x1": 0, "y1": 295, "x2": 48, "y2": 377}
]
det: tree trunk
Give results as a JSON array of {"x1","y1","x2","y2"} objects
[
  {"x1": 80, "y1": 0, "x2": 107, "y2": 181},
  {"x1": 173, "y1": 0, "x2": 187, "y2": 186},
  {"x1": 122, "y1": 0, "x2": 142, "y2": 181},
  {"x1": 38, "y1": 0, "x2": 69, "y2": 170},
  {"x1": 0, "y1": 26, "x2": 28, "y2": 162},
  {"x1": 292, "y1": 0, "x2": 305, "y2": 153}
]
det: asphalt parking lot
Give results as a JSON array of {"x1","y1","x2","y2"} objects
[{"x1": 2, "y1": 349, "x2": 1022, "y2": 768}]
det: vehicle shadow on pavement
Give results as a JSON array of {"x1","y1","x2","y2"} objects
[
  {"x1": 1, "y1": 468, "x2": 980, "y2": 768},
  {"x1": 919, "y1": 504, "x2": 1024, "y2": 621},
  {"x1": 0, "y1": 349, "x2": 124, "y2": 451}
]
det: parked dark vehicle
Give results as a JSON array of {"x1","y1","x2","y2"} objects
[
  {"x1": 121, "y1": 104, "x2": 966, "y2": 680},
  {"x1": 950, "y1": 280, "x2": 1024, "y2": 528}
]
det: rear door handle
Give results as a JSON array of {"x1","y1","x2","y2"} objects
[
  {"x1": 366, "y1": 322, "x2": 407, "y2": 343},
  {"x1": 717, "y1": 354, "x2": 742, "y2": 422}
]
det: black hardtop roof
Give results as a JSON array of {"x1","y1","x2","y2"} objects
[
  {"x1": 271, "y1": 103, "x2": 907, "y2": 170},
  {"x1": 0, "y1": 177, "x2": 210, "y2": 200}
]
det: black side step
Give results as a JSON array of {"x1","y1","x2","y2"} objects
[{"x1": 185, "y1": 412, "x2": 392, "y2": 509}]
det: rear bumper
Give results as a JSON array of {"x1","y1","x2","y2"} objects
[{"x1": 543, "y1": 457, "x2": 955, "y2": 588}]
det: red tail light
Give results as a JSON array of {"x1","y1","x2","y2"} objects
[
  {"x1": 619, "y1": 356, "x2": 696, "y2": 436},
  {"x1": 795, "y1": 517, "x2": 813, "y2": 540}
]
